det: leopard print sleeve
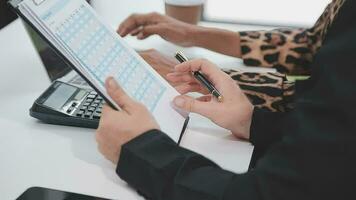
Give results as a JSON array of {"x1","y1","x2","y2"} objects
[
  {"x1": 223, "y1": 69, "x2": 295, "y2": 112},
  {"x1": 239, "y1": 0, "x2": 346, "y2": 75},
  {"x1": 239, "y1": 28, "x2": 315, "y2": 75}
]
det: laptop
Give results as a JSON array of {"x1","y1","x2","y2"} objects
[
  {"x1": 22, "y1": 0, "x2": 92, "y2": 90},
  {"x1": 1, "y1": 0, "x2": 17, "y2": 29}
]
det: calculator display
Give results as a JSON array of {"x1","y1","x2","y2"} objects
[
  {"x1": 43, "y1": 84, "x2": 77, "y2": 110},
  {"x1": 74, "y1": 90, "x2": 86, "y2": 101}
]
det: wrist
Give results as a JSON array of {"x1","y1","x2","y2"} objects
[
  {"x1": 191, "y1": 26, "x2": 242, "y2": 57},
  {"x1": 231, "y1": 104, "x2": 254, "y2": 140},
  {"x1": 191, "y1": 26, "x2": 211, "y2": 47}
]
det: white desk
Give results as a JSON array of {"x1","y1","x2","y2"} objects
[{"x1": 0, "y1": 1, "x2": 274, "y2": 199}]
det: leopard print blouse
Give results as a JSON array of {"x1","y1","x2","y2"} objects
[
  {"x1": 239, "y1": 0, "x2": 345, "y2": 75},
  {"x1": 226, "y1": 0, "x2": 345, "y2": 112}
]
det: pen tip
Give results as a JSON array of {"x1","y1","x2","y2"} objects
[{"x1": 218, "y1": 96, "x2": 224, "y2": 102}]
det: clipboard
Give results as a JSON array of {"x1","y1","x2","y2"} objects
[{"x1": 8, "y1": 0, "x2": 190, "y2": 144}]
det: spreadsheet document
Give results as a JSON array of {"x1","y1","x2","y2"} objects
[
  {"x1": 18, "y1": 0, "x2": 187, "y2": 142},
  {"x1": 54, "y1": 4, "x2": 165, "y2": 111}
]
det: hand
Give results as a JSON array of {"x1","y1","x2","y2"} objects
[
  {"x1": 138, "y1": 49, "x2": 179, "y2": 84},
  {"x1": 96, "y1": 77, "x2": 160, "y2": 164},
  {"x1": 117, "y1": 12, "x2": 199, "y2": 47},
  {"x1": 167, "y1": 59, "x2": 254, "y2": 140}
]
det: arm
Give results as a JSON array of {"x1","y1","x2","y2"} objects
[
  {"x1": 96, "y1": 54, "x2": 356, "y2": 199},
  {"x1": 222, "y1": 69, "x2": 295, "y2": 112},
  {"x1": 119, "y1": 4, "x2": 335, "y2": 76},
  {"x1": 193, "y1": 27, "x2": 319, "y2": 75},
  {"x1": 238, "y1": 28, "x2": 317, "y2": 75},
  {"x1": 191, "y1": 0, "x2": 340, "y2": 76},
  {"x1": 117, "y1": 119, "x2": 351, "y2": 200},
  {"x1": 118, "y1": 91, "x2": 355, "y2": 200},
  {"x1": 138, "y1": 49, "x2": 296, "y2": 113}
]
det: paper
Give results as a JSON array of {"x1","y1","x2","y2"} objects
[{"x1": 18, "y1": 0, "x2": 187, "y2": 142}]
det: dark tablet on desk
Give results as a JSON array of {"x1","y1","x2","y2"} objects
[{"x1": 17, "y1": 187, "x2": 113, "y2": 200}]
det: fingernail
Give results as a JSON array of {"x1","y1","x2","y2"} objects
[
  {"x1": 166, "y1": 73, "x2": 174, "y2": 78},
  {"x1": 107, "y1": 78, "x2": 118, "y2": 90},
  {"x1": 137, "y1": 32, "x2": 143, "y2": 39},
  {"x1": 174, "y1": 97, "x2": 185, "y2": 107}
]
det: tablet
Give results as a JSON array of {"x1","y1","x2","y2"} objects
[{"x1": 17, "y1": 187, "x2": 112, "y2": 200}]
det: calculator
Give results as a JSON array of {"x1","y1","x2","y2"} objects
[{"x1": 30, "y1": 81, "x2": 105, "y2": 128}]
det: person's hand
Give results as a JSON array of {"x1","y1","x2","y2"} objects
[
  {"x1": 117, "y1": 12, "x2": 199, "y2": 47},
  {"x1": 138, "y1": 49, "x2": 179, "y2": 84},
  {"x1": 96, "y1": 77, "x2": 160, "y2": 164},
  {"x1": 167, "y1": 59, "x2": 254, "y2": 140}
]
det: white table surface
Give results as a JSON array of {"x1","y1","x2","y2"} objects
[{"x1": 0, "y1": 1, "x2": 274, "y2": 199}]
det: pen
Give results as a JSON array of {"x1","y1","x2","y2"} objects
[{"x1": 175, "y1": 51, "x2": 224, "y2": 102}]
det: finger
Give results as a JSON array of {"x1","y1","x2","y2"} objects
[
  {"x1": 129, "y1": 27, "x2": 142, "y2": 36},
  {"x1": 196, "y1": 95, "x2": 212, "y2": 102},
  {"x1": 117, "y1": 14, "x2": 145, "y2": 37},
  {"x1": 101, "y1": 104, "x2": 113, "y2": 115},
  {"x1": 174, "y1": 83, "x2": 208, "y2": 95},
  {"x1": 105, "y1": 77, "x2": 135, "y2": 112},
  {"x1": 174, "y1": 59, "x2": 227, "y2": 86},
  {"x1": 137, "y1": 24, "x2": 165, "y2": 40},
  {"x1": 166, "y1": 72, "x2": 195, "y2": 83},
  {"x1": 117, "y1": 13, "x2": 161, "y2": 37},
  {"x1": 173, "y1": 95, "x2": 214, "y2": 117}
]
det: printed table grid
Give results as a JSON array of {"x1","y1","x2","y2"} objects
[{"x1": 55, "y1": 5, "x2": 166, "y2": 111}]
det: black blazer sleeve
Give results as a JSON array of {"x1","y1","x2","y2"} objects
[
  {"x1": 249, "y1": 108, "x2": 286, "y2": 148},
  {"x1": 117, "y1": 110, "x2": 355, "y2": 200},
  {"x1": 117, "y1": 130, "x2": 260, "y2": 200}
]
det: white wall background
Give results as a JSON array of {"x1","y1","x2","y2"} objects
[
  {"x1": 92, "y1": 0, "x2": 332, "y2": 28},
  {"x1": 204, "y1": 0, "x2": 332, "y2": 27},
  {"x1": 92, "y1": 0, "x2": 165, "y2": 28}
]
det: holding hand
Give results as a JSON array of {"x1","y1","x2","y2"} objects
[
  {"x1": 96, "y1": 77, "x2": 160, "y2": 164},
  {"x1": 118, "y1": 12, "x2": 199, "y2": 47},
  {"x1": 168, "y1": 59, "x2": 254, "y2": 140}
]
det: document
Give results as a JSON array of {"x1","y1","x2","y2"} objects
[{"x1": 18, "y1": 0, "x2": 187, "y2": 142}]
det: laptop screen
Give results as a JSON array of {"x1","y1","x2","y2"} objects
[
  {"x1": 24, "y1": 23, "x2": 72, "y2": 82},
  {"x1": 0, "y1": 0, "x2": 18, "y2": 29},
  {"x1": 22, "y1": 0, "x2": 92, "y2": 82}
]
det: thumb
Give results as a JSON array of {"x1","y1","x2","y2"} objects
[
  {"x1": 105, "y1": 77, "x2": 135, "y2": 112},
  {"x1": 173, "y1": 95, "x2": 212, "y2": 117}
]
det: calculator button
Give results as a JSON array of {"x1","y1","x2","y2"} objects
[
  {"x1": 84, "y1": 112, "x2": 93, "y2": 118},
  {"x1": 72, "y1": 102, "x2": 78, "y2": 107},
  {"x1": 80, "y1": 106, "x2": 88, "y2": 111},
  {"x1": 94, "y1": 100, "x2": 101, "y2": 104},
  {"x1": 83, "y1": 102, "x2": 91, "y2": 106},
  {"x1": 87, "y1": 94, "x2": 96, "y2": 99},
  {"x1": 97, "y1": 96, "x2": 103, "y2": 100},
  {"x1": 85, "y1": 99, "x2": 93, "y2": 104},
  {"x1": 91, "y1": 103, "x2": 98, "y2": 107},
  {"x1": 88, "y1": 107, "x2": 96, "y2": 112},
  {"x1": 66, "y1": 108, "x2": 73, "y2": 114},
  {"x1": 76, "y1": 110, "x2": 84, "y2": 117},
  {"x1": 93, "y1": 113, "x2": 101, "y2": 119},
  {"x1": 90, "y1": 91, "x2": 97, "y2": 95}
]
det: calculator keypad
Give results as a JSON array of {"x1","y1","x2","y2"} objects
[{"x1": 75, "y1": 91, "x2": 104, "y2": 120}]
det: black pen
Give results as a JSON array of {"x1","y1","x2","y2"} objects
[{"x1": 175, "y1": 51, "x2": 224, "y2": 102}]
